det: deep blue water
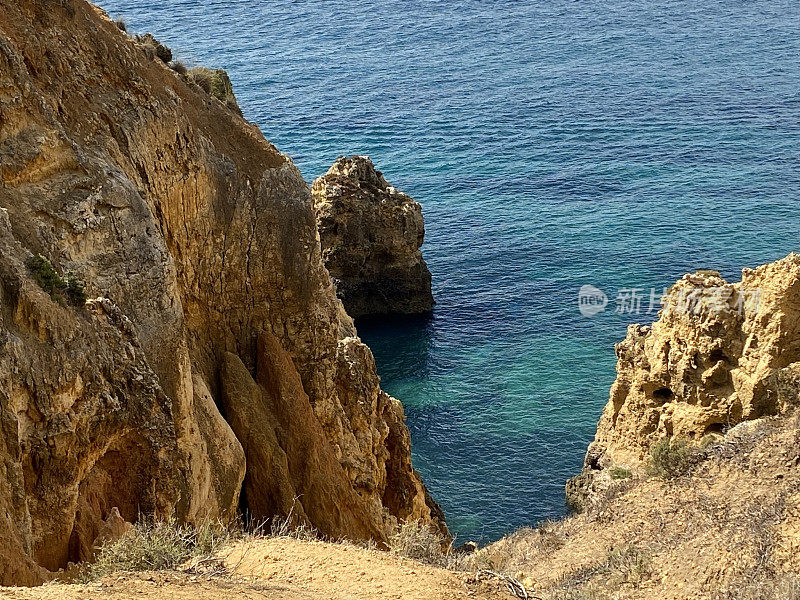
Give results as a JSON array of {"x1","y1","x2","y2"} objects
[{"x1": 100, "y1": 0, "x2": 800, "y2": 542}]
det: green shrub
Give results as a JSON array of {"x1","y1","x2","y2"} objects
[
  {"x1": 27, "y1": 254, "x2": 86, "y2": 307},
  {"x1": 646, "y1": 437, "x2": 693, "y2": 479},
  {"x1": 64, "y1": 272, "x2": 87, "y2": 306},
  {"x1": 28, "y1": 254, "x2": 64, "y2": 296},
  {"x1": 609, "y1": 466, "x2": 632, "y2": 480}
]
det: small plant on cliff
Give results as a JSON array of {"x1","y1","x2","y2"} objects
[
  {"x1": 188, "y1": 66, "x2": 213, "y2": 93},
  {"x1": 209, "y1": 69, "x2": 233, "y2": 102},
  {"x1": 114, "y1": 17, "x2": 127, "y2": 32},
  {"x1": 186, "y1": 67, "x2": 242, "y2": 114},
  {"x1": 266, "y1": 507, "x2": 317, "y2": 541},
  {"x1": 609, "y1": 466, "x2": 632, "y2": 480},
  {"x1": 389, "y1": 520, "x2": 446, "y2": 565},
  {"x1": 28, "y1": 254, "x2": 86, "y2": 307},
  {"x1": 601, "y1": 543, "x2": 652, "y2": 588},
  {"x1": 646, "y1": 437, "x2": 694, "y2": 479},
  {"x1": 64, "y1": 271, "x2": 87, "y2": 306},
  {"x1": 169, "y1": 60, "x2": 188, "y2": 76},
  {"x1": 387, "y1": 520, "x2": 472, "y2": 569},
  {"x1": 154, "y1": 43, "x2": 172, "y2": 63},
  {"x1": 28, "y1": 254, "x2": 63, "y2": 297}
]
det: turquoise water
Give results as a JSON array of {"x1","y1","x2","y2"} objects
[{"x1": 101, "y1": 0, "x2": 800, "y2": 541}]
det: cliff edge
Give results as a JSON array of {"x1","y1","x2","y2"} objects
[
  {"x1": 569, "y1": 254, "x2": 800, "y2": 509},
  {"x1": 476, "y1": 255, "x2": 800, "y2": 599},
  {"x1": 0, "y1": 0, "x2": 441, "y2": 584}
]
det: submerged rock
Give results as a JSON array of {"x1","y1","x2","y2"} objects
[{"x1": 312, "y1": 156, "x2": 435, "y2": 318}]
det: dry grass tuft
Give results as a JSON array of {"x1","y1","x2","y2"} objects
[
  {"x1": 136, "y1": 33, "x2": 172, "y2": 63},
  {"x1": 83, "y1": 518, "x2": 233, "y2": 582},
  {"x1": 188, "y1": 66, "x2": 213, "y2": 94},
  {"x1": 600, "y1": 543, "x2": 652, "y2": 588},
  {"x1": 186, "y1": 67, "x2": 240, "y2": 113},
  {"x1": 83, "y1": 509, "x2": 323, "y2": 583},
  {"x1": 387, "y1": 520, "x2": 477, "y2": 571},
  {"x1": 389, "y1": 520, "x2": 448, "y2": 565},
  {"x1": 713, "y1": 574, "x2": 800, "y2": 600},
  {"x1": 264, "y1": 511, "x2": 318, "y2": 542},
  {"x1": 542, "y1": 583, "x2": 609, "y2": 600},
  {"x1": 170, "y1": 60, "x2": 188, "y2": 76},
  {"x1": 468, "y1": 519, "x2": 570, "y2": 577}
]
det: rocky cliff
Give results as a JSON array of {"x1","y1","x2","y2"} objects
[
  {"x1": 478, "y1": 255, "x2": 800, "y2": 599},
  {"x1": 312, "y1": 156, "x2": 434, "y2": 317},
  {"x1": 0, "y1": 0, "x2": 441, "y2": 585},
  {"x1": 568, "y1": 254, "x2": 800, "y2": 509}
]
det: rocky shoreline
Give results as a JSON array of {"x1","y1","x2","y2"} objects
[
  {"x1": 567, "y1": 255, "x2": 800, "y2": 513},
  {"x1": 1, "y1": 0, "x2": 799, "y2": 597}
]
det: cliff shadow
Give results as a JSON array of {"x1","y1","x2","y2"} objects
[{"x1": 355, "y1": 313, "x2": 436, "y2": 385}]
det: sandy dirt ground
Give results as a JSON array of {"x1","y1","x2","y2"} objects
[{"x1": 0, "y1": 538, "x2": 509, "y2": 600}]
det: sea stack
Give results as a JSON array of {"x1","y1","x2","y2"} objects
[{"x1": 312, "y1": 156, "x2": 435, "y2": 318}]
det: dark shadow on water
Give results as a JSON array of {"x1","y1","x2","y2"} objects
[
  {"x1": 355, "y1": 311, "x2": 588, "y2": 541},
  {"x1": 355, "y1": 312, "x2": 436, "y2": 383}
]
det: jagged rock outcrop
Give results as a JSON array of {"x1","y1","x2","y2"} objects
[
  {"x1": 569, "y1": 254, "x2": 800, "y2": 509},
  {"x1": 0, "y1": 0, "x2": 442, "y2": 584},
  {"x1": 311, "y1": 156, "x2": 434, "y2": 317}
]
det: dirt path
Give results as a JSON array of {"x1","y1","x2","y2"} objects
[{"x1": 0, "y1": 538, "x2": 508, "y2": 600}]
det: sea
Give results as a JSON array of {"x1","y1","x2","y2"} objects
[{"x1": 99, "y1": 0, "x2": 800, "y2": 542}]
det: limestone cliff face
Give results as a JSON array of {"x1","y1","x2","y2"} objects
[
  {"x1": 312, "y1": 156, "x2": 434, "y2": 317},
  {"x1": 0, "y1": 0, "x2": 441, "y2": 584},
  {"x1": 569, "y1": 254, "x2": 800, "y2": 508}
]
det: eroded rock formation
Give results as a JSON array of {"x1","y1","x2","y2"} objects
[
  {"x1": 219, "y1": 333, "x2": 385, "y2": 541},
  {"x1": 312, "y1": 156, "x2": 434, "y2": 317},
  {"x1": 0, "y1": 0, "x2": 442, "y2": 584},
  {"x1": 569, "y1": 254, "x2": 800, "y2": 509}
]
